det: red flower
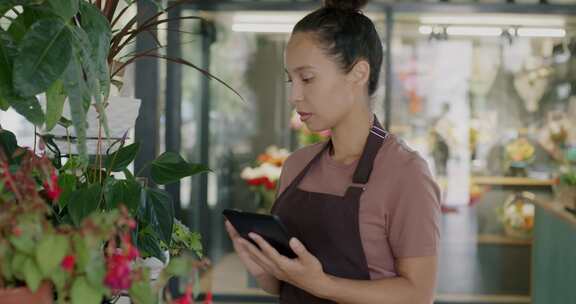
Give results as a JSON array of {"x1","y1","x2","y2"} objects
[
  {"x1": 61, "y1": 255, "x2": 75, "y2": 273},
  {"x1": 126, "y1": 244, "x2": 139, "y2": 261},
  {"x1": 43, "y1": 171, "x2": 62, "y2": 201},
  {"x1": 11, "y1": 226, "x2": 22, "y2": 237},
  {"x1": 247, "y1": 177, "x2": 265, "y2": 186},
  {"x1": 263, "y1": 178, "x2": 276, "y2": 190},
  {"x1": 174, "y1": 285, "x2": 194, "y2": 304},
  {"x1": 104, "y1": 253, "x2": 132, "y2": 290}
]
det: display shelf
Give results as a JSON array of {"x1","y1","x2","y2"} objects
[{"x1": 471, "y1": 176, "x2": 555, "y2": 187}]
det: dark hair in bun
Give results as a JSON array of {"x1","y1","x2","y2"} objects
[
  {"x1": 324, "y1": 0, "x2": 368, "y2": 11},
  {"x1": 292, "y1": 0, "x2": 382, "y2": 96}
]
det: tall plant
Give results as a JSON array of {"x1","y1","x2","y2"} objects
[{"x1": 0, "y1": 0, "x2": 242, "y2": 161}]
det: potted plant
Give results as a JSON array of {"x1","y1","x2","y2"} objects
[
  {"x1": 0, "y1": 130, "x2": 207, "y2": 304},
  {"x1": 0, "y1": 0, "x2": 242, "y2": 159}
]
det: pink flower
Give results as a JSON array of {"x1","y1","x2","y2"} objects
[
  {"x1": 61, "y1": 255, "x2": 75, "y2": 273},
  {"x1": 104, "y1": 253, "x2": 132, "y2": 290}
]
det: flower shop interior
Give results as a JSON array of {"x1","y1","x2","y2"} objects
[{"x1": 1, "y1": 0, "x2": 576, "y2": 304}]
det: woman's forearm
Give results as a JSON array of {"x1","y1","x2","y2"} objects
[
  {"x1": 255, "y1": 273, "x2": 280, "y2": 295},
  {"x1": 314, "y1": 275, "x2": 433, "y2": 304}
]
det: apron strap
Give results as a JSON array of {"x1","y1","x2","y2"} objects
[{"x1": 351, "y1": 115, "x2": 387, "y2": 185}]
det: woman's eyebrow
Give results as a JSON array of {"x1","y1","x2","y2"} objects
[{"x1": 285, "y1": 65, "x2": 315, "y2": 74}]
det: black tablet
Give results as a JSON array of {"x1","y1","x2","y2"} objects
[{"x1": 223, "y1": 209, "x2": 297, "y2": 258}]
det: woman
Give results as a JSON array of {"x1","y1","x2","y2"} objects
[{"x1": 225, "y1": 0, "x2": 441, "y2": 303}]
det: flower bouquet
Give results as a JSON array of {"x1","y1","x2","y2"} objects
[
  {"x1": 497, "y1": 192, "x2": 536, "y2": 239},
  {"x1": 504, "y1": 137, "x2": 535, "y2": 177},
  {"x1": 240, "y1": 146, "x2": 289, "y2": 212}
]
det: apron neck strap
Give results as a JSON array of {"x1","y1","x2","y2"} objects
[{"x1": 351, "y1": 115, "x2": 387, "y2": 185}]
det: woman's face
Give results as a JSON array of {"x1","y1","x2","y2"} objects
[{"x1": 285, "y1": 32, "x2": 359, "y2": 132}]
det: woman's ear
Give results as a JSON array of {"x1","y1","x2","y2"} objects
[{"x1": 350, "y1": 59, "x2": 370, "y2": 88}]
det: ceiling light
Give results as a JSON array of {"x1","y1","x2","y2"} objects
[
  {"x1": 516, "y1": 28, "x2": 566, "y2": 38},
  {"x1": 420, "y1": 15, "x2": 565, "y2": 27},
  {"x1": 232, "y1": 23, "x2": 294, "y2": 33},
  {"x1": 446, "y1": 26, "x2": 503, "y2": 37}
]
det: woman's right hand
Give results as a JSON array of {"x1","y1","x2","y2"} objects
[{"x1": 225, "y1": 220, "x2": 268, "y2": 278}]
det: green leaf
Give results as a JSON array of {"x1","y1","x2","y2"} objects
[
  {"x1": 0, "y1": 129, "x2": 18, "y2": 159},
  {"x1": 11, "y1": 253, "x2": 27, "y2": 279},
  {"x1": 105, "y1": 142, "x2": 140, "y2": 172},
  {"x1": 23, "y1": 257, "x2": 42, "y2": 293},
  {"x1": 13, "y1": 18, "x2": 73, "y2": 97},
  {"x1": 165, "y1": 257, "x2": 190, "y2": 277},
  {"x1": 50, "y1": 268, "x2": 68, "y2": 290},
  {"x1": 145, "y1": 188, "x2": 175, "y2": 246},
  {"x1": 7, "y1": 7, "x2": 55, "y2": 43},
  {"x1": 137, "y1": 232, "x2": 165, "y2": 263},
  {"x1": 62, "y1": 48, "x2": 90, "y2": 162},
  {"x1": 128, "y1": 281, "x2": 154, "y2": 304},
  {"x1": 150, "y1": 152, "x2": 211, "y2": 185},
  {"x1": 46, "y1": 79, "x2": 66, "y2": 131},
  {"x1": 8, "y1": 95, "x2": 45, "y2": 126},
  {"x1": 48, "y1": 0, "x2": 79, "y2": 20},
  {"x1": 36, "y1": 234, "x2": 69, "y2": 276},
  {"x1": 84, "y1": 255, "x2": 105, "y2": 293},
  {"x1": 103, "y1": 177, "x2": 141, "y2": 213},
  {"x1": 9, "y1": 234, "x2": 35, "y2": 255},
  {"x1": 0, "y1": 96, "x2": 8, "y2": 110},
  {"x1": 57, "y1": 173, "x2": 77, "y2": 208},
  {"x1": 69, "y1": 25, "x2": 110, "y2": 140},
  {"x1": 68, "y1": 184, "x2": 102, "y2": 226},
  {"x1": 71, "y1": 276, "x2": 102, "y2": 304},
  {"x1": 72, "y1": 235, "x2": 89, "y2": 270},
  {"x1": 79, "y1": 1, "x2": 111, "y2": 99},
  {"x1": 0, "y1": 28, "x2": 17, "y2": 99}
]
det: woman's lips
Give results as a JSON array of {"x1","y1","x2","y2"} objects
[{"x1": 298, "y1": 112, "x2": 313, "y2": 122}]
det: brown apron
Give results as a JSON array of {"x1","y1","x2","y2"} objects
[{"x1": 271, "y1": 116, "x2": 388, "y2": 303}]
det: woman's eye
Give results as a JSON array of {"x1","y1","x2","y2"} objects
[{"x1": 302, "y1": 77, "x2": 313, "y2": 83}]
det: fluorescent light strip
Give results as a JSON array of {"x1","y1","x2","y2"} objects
[
  {"x1": 517, "y1": 28, "x2": 566, "y2": 38},
  {"x1": 232, "y1": 23, "x2": 294, "y2": 33},
  {"x1": 233, "y1": 14, "x2": 304, "y2": 24},
  {"x1": 420, "y1": 16, "x2": 565, "y2": 27},
  {"x1": 447, "y1": 26, "x2": 503, "y2": 37},
  {"x1": 419, "y1": 26, "x2": 433, "y2": 35}
]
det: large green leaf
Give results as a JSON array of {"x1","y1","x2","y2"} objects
[
  {"x1": 103, "y1": 177, "x2": 141, "y2": 213},
  {"x1": 57, "y1": 173, "x2": 77, "y2": 208},
  {"x1": 129, "y1": 281, "x2": 154, "y2": 304},
  {"x1": 62, "y1": 49, "x2": 90, "y2": 161},
  {"x1": 145, "y1": 188, "x2": 174, "y2": 246},
  {"x1": 13, "y1": 18, "x2": 73, "y2": 97},
  {"x1": 69, "y1": 25, "x2": 110, "y2": 140},
  {"x1": 137, "y1": 231, "x2": 165, "y2": 263},
  {"x1": 46, "y1": 79, "x2": 66, "y2": 131},
  {"x1": 0, "y1": 28, "x2": 17, "y2": 99},
  {"x1": 79, "y1": 1, "x2": 111, "y2": 99},
  {"x1": 9, "y1": 95, "x2": 45, "y2": 126},
  {"x1": 48, "y1": 0, "x2": 78, "y2": 20},
  {"x1": 71, "y1": 276, "x2": 102, "y2": 304},
  {"x1": 36, "y1": 234, "x2": 69, "y2": 276},
  {"x1": 150, "y1": 152, "x2": 211, "y2": 185},
  {"x1": 105, "y1": 142, "x2": 140, "y2": 172},
  {"x1": 7, "y1": 6, "x2": 55, "y2": 43},
  {"x1": 68, "y1": 185, "x2": 102, "y2": 226},
  {"x1": 23, "y1": 257, "x2": 42, "y2": 293}
]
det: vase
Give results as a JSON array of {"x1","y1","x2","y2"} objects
[{"x1": 0, "y1": 282, "x2": 52, "y2": 304}]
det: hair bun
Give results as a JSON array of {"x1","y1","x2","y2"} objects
[{"x1": 324, "y1": 0, "x2": 368, "y2": 11}]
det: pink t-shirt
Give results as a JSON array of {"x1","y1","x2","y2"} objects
[{"x1": 277, "y1": 134, "x2": 441, "y2": 279}]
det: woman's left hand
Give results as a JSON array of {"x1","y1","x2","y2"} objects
[{"x1": 245, "y1": 232, "x2": 329, "y2": 295}]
